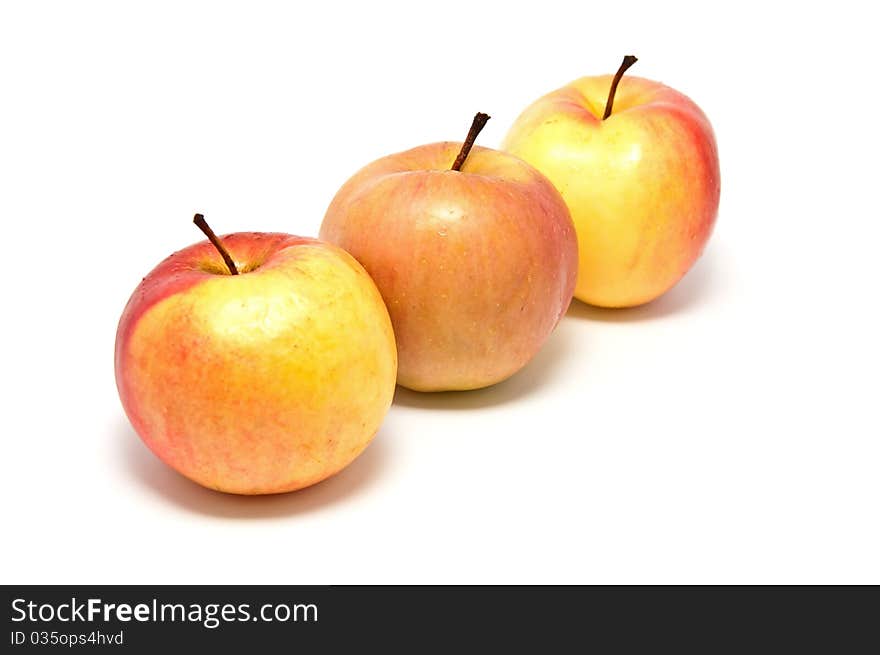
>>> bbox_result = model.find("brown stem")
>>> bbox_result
[602,55,638,120]
[193,213,239,275]
[451,112,490,171]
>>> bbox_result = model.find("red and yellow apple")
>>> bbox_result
[503,57,720,308]
[115,217,397,494]
[320,114,578,392]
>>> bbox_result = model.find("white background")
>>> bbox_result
[1,1,878,584]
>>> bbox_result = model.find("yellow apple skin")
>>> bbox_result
[115,233,397,495]
[320,143,578,392]
[503,74,720,307]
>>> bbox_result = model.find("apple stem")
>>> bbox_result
[602,55,638,120]
[451,112,491,171]
[193,213,239,275]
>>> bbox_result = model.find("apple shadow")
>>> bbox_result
[566,251,718,323]
[392,321,574,411]
[116,417,391,519]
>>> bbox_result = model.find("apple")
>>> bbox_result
[503,56,720,308]
[320,113,578,392]
[115,214,397,494]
